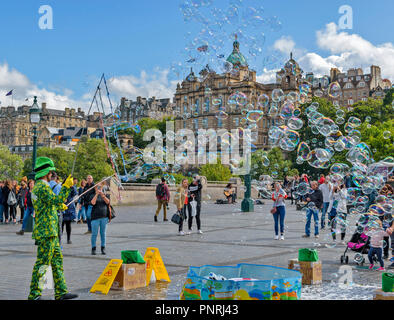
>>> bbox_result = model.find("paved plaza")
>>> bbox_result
[0,200,388,300]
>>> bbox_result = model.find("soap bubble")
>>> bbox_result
[383,131,391,139]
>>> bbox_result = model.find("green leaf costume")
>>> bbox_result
[28,177,71,300]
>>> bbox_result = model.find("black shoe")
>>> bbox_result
[91,247,96,255]
[384,255,389,260]
[388,263,394,269]
[163,219,168,222]
[154,215,158,222]
[57,293,78,300]
[101,247,106,255]
[302,234,310,238]
[16,230,24,235]
[67,240,72,244]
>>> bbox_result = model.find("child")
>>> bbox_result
[368,221,393,271]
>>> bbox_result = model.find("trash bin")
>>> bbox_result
[25,215,34,233]
[382,273,394,293]
[121,250,145,264]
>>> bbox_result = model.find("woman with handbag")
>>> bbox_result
[173,179,189,236]
[90,182,110,255]
[271,182,287,241]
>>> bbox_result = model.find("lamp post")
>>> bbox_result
[28,96,41,180]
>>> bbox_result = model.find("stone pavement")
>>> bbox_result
[0,201,390,300]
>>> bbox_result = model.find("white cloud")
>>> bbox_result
[273,36,296,55]
[107,68,178,102]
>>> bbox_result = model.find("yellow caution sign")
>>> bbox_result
[90,259,123,295]
[144,247,171,286]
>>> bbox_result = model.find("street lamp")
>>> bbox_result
[28,96,41,180]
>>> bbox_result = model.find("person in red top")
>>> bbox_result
[318,174,325,185]
[154,177,171,222]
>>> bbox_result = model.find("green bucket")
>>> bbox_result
[298,248,319,262]
[121,250,145,264]
[382,273,394,293]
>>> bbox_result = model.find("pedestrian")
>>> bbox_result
[82,175,95,235]
[90,181,111,255]
[0,181,4,223]
[16,180,35,235]
[9,180,18,224]
[28,156,78,300]
[17,181,28,224]
[344,173,352,188]
[62,178,78,244]
[319,176,332,229]
[290,175,300,205]
[302,181,323,239]
[77,179,87,224]
[2,180,11,224]
[327,184,348,243]
[379,184,393,259]
[154,177,170,222]
[174,179,189,236]
[187,175,203,235]
[271,182,287,240]
[368,221,393,271]
[49,172,63,244]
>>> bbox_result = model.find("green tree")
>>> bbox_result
[383,88,394,107]
[251,147,293,180]
[199,160,232,182]
[0,145,23,181]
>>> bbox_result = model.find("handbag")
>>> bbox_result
[7,190,17,206]
[270,197,278,214]
[108,205,116,222]
[171,210,182,225]
[190,200,197,217]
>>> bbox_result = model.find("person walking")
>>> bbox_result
[82,175,95,235]
[77,179,87,224]
[16,180,35,235]
[154,177,170,222]
[271,182,287,240]
[187,175,203,234]
[28,156,78,300]
[327,185,348,243]
[17,181,28,224]
[90,182,111,255]
[174,179,189,236]
[62,179,78,244]
[319,176,332,230]
[302,181,323,239]
[368,222,393,271]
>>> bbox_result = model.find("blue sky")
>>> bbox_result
[0,0,393,110]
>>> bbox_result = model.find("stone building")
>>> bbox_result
[0,102,102,152]
[173,38,306,151]
[321,65,391,108]
[117,96,175,124]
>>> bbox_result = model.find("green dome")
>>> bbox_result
[226,38,248,67]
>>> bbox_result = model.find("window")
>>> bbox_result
[358,81,366,88]
[356,76,361,81]
[345,83,353,89]
[195,99,200,115]
[194,119,199,129]
[204,98,210,113]
[365,76,370,81]
[183,121,186,129]
[362,98,367,102]
[234,117,239,126]
[344,78,348,82]
[203,118,208,129]
[348,99,354,105]
[217,118,223,128]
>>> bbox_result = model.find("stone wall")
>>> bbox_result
[109,180,258,206]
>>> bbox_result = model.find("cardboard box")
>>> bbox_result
[288,259,322,285]
[111,263,146,290]
[373,289,394,300]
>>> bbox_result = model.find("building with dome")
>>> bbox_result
[173,37,307,151]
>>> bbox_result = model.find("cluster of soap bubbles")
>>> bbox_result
[172,0,286,80]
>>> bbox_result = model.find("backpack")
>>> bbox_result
[156,183,167,198]
[7,190,17,206]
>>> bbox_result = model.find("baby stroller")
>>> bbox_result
[340,230,371,265]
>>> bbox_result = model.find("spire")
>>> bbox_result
[290,52,293,60]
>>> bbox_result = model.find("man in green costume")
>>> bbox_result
[28,157,78,300]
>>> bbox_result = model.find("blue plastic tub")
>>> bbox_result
[180,264,302,300]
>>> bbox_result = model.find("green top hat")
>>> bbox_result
[34,157,56,180]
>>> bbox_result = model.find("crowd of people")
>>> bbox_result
[275,173,394,270]
[155,174,203,236]
[1,173,112,257]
